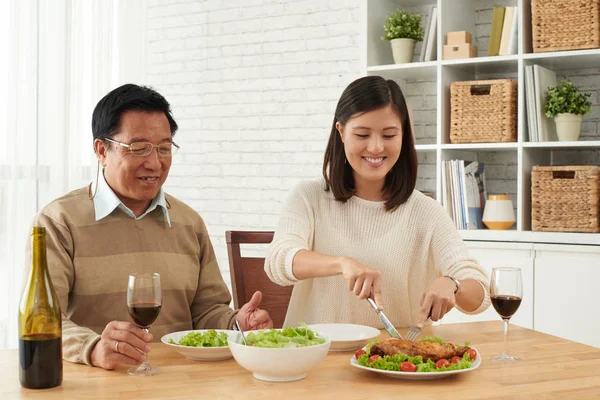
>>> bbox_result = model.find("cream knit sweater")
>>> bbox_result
[265,179,491,328]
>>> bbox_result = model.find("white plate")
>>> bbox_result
[161,329,236,361]
[307,323,380,352]
[350,346,481,380]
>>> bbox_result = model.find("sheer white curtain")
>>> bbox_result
[0,0,145,350]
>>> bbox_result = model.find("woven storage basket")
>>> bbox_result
[450,79,517,144]
[531,165,600,233]
[532,0,600,53]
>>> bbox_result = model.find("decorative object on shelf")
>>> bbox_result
[382,9,424,64]
[443,31,477,60]
[532,0,600,53]
[450,79,517,143]
[544,80,592,142]
[482,195,515,230]
[532,166,600,233]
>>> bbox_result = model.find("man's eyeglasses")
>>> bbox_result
[103,138,180,157]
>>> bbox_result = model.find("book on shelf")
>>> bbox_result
[423,7,438,62]
[506,6,518,55]
[499,6,518,56]
[420,5,436,62]
[525,64,557,142]
[488,7,506,56]
[441,160,486,230]
[533,65,558,142]
[525,65,538,141]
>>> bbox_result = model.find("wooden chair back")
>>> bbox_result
[225,231,293,328]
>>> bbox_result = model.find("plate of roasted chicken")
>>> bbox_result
[350,336,480,380]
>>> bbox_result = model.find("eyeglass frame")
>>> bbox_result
[103,137,180,157]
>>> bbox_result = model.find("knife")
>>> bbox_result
[366,297,403,339]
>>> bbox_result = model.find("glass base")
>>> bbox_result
[127,363,160,376]
[490,354,520,364]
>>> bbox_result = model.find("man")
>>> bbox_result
[27,84,272,370]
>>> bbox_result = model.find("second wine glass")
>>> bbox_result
[127,272,162,376]
[490,267,523,364]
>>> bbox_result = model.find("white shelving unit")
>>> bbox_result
[365,0,600,246]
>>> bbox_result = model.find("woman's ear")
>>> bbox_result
[335,121,344,143]
[93,139,108,167]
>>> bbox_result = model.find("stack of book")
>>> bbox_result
[525,64,557,142]
[441,160,487,230]
[488,6,519,56]
[419,6,438,62]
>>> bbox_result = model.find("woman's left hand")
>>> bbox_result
[418,277,458,327]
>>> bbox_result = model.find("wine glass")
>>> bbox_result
[127,273,162,376]
[490,267,523,363]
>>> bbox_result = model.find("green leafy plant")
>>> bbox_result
[382,10,424,41]
[545,80,592,118]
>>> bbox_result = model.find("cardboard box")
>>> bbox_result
[447,31,472,45]
[443,43,478,60]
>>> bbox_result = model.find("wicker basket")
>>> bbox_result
[531,165,600,233]
[532,0,600,53]
[450,79,517,144]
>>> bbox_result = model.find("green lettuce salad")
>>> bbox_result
[244,326,326,348]
[357,336,474,373]
[169,330,228,347]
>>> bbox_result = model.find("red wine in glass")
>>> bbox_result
[127,273,162,376]
[490,267,523,364]
[491,295,522,319]
[128,303,161,328]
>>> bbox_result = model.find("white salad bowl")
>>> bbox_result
[228,330,331,382]
[161,329,236,361]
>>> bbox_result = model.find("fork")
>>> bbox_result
[405,315,431,342]
[233,320,248,345]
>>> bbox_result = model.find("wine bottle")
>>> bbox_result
[18,226,62,389]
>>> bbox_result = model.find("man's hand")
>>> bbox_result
[417,277,458,327]
[90,321,153,370]
[236,291,273,331]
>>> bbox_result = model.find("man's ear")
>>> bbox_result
[335,121,344,143]
[93,139,108,166]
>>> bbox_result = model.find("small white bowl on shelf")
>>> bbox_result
[228,330,331,382]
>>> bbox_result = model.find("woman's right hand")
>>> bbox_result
[339,257,383,309]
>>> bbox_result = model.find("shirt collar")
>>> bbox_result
[93,171,171,227]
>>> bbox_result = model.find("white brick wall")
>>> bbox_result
[145,0,363,287]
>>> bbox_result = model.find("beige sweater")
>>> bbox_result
[265,180,491,328]
[26,187,237,365]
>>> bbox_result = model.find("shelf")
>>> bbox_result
[523,141,600,150]
[415,144,437,151]
[459,229,600,246]
[441,55,518,75]
[523,49,600,70]
[441,143,518,151]
[367,62,437,81]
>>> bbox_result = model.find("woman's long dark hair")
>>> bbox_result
[322,75,418,211]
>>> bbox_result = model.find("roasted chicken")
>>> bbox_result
[369,338,467,362]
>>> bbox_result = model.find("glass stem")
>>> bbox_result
[139,328,150,370]
[502,318,510,356]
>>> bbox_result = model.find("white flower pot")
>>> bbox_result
[554,113,583,141]
[390,38,416,64]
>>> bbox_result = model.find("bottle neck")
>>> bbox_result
[31,233,47,278]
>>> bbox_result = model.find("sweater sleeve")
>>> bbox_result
[426,199,491,315]
[190,217,238,330]
[264,181,315,286]
[27,213,101,366]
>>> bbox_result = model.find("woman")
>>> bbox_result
[264,76,490,329]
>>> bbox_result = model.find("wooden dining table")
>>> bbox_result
[2,321,600,399]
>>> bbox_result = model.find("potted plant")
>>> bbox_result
[545,80,592,141]
[382,10,424,64]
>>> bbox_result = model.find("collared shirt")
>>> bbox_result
[93,171,171,227]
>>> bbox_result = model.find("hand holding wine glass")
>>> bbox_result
[127,272,162,376]
[490,267,523,363]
